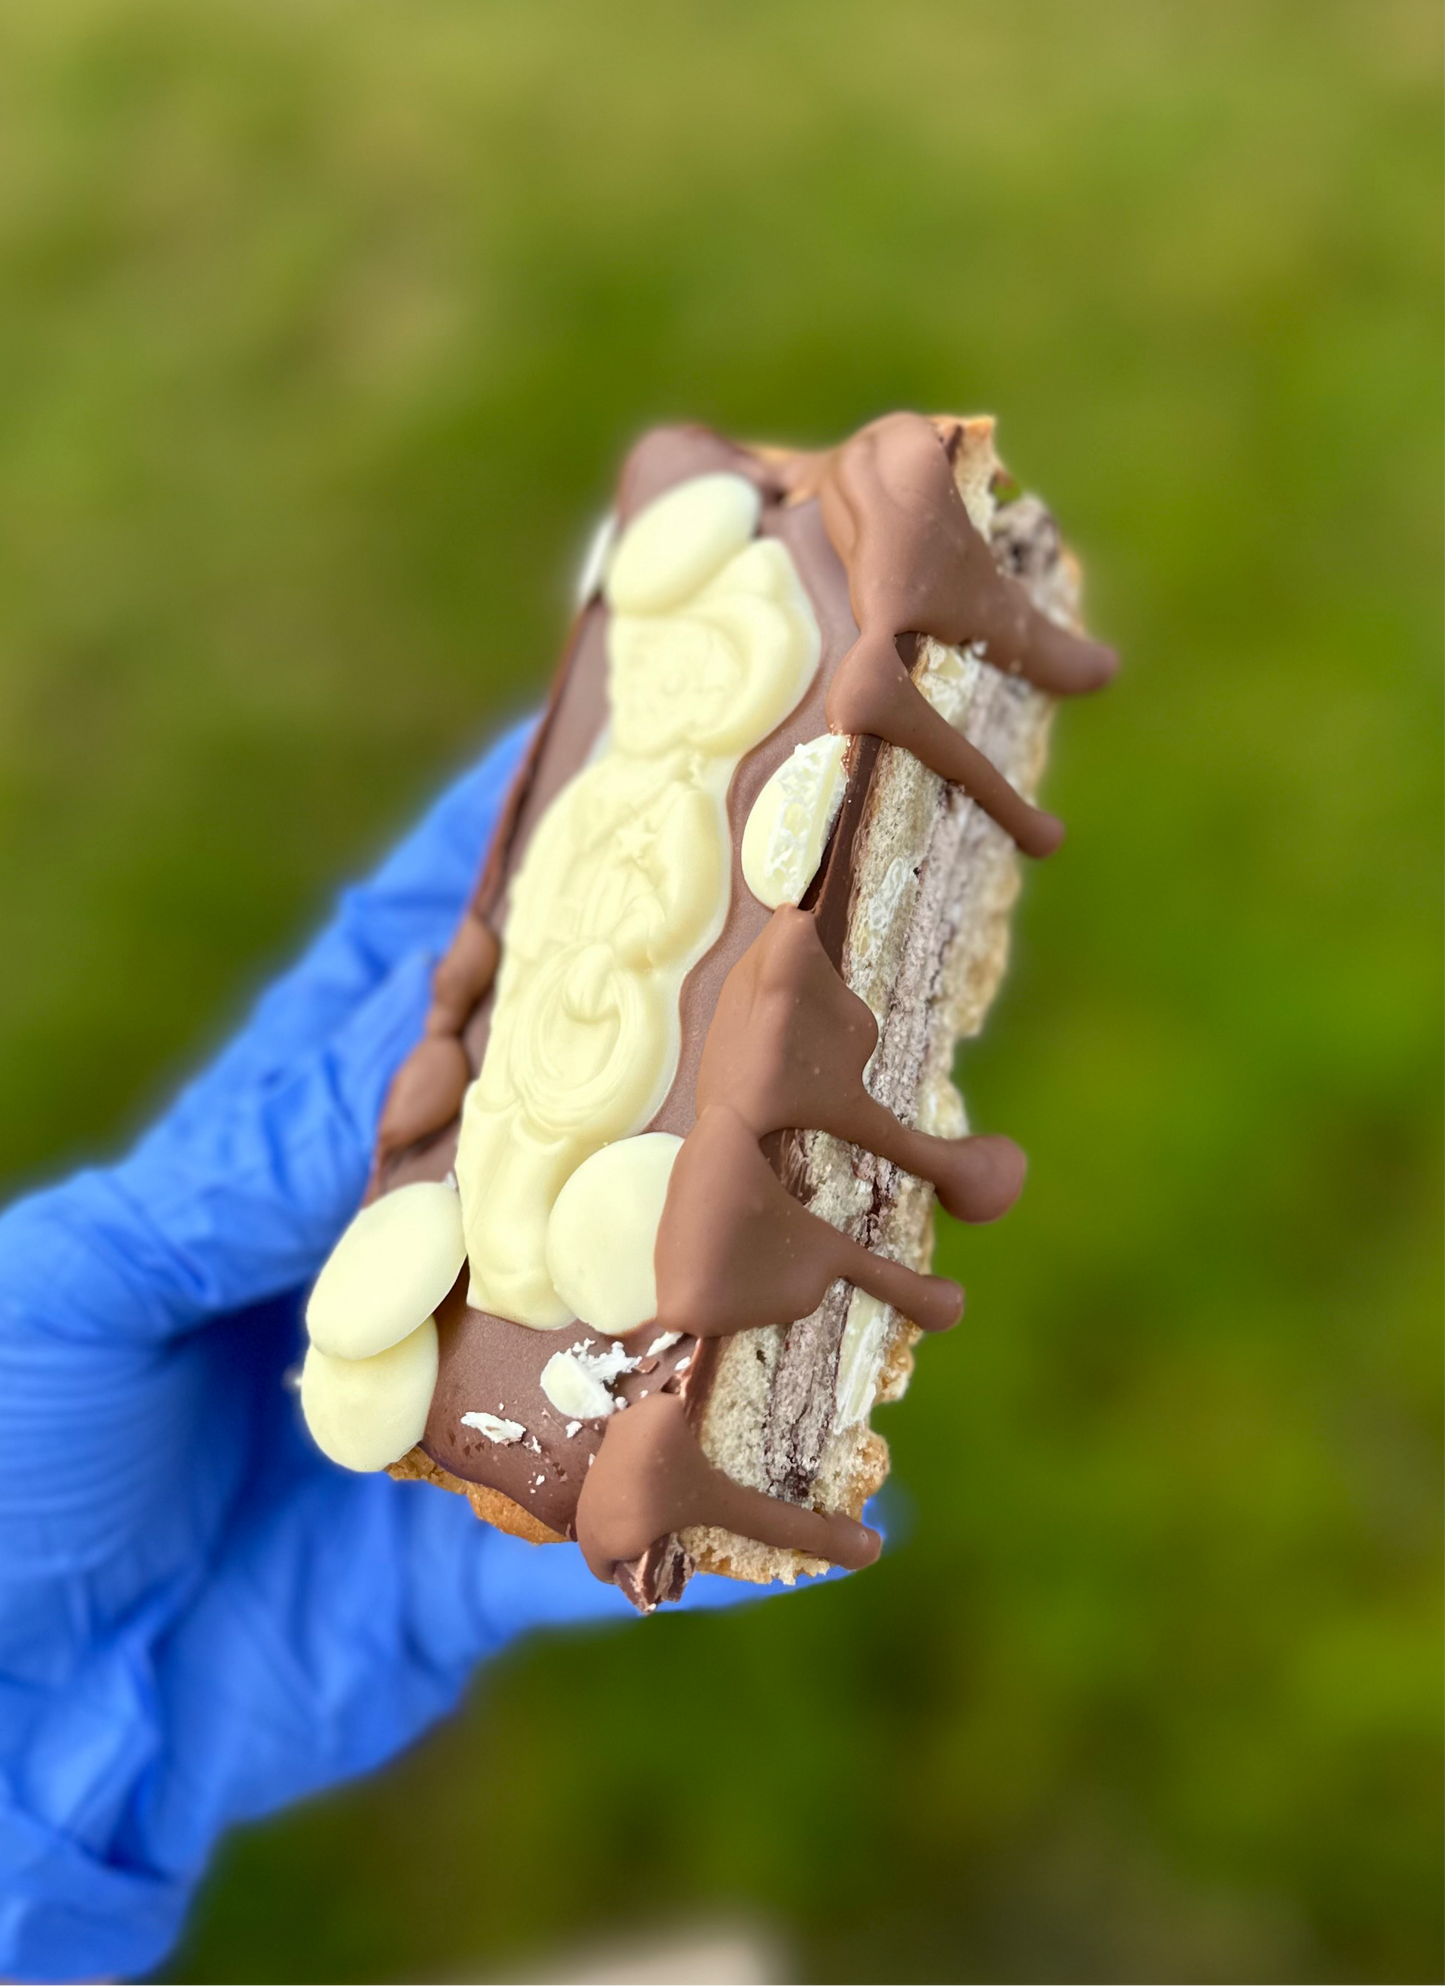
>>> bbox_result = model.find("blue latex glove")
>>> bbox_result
[0,721,752,1984]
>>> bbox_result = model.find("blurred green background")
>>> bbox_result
[0,0,1439,1980]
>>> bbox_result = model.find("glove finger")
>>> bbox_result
[162,718,532,1135]
[0,946,431,1345]
[120,1463,615,1872]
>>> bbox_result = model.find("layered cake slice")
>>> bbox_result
[299,412,1115,1609]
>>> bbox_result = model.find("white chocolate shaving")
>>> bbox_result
[541,1351,616,1421]
[460,1411,525,1444]
[540,1340,642,1420]
[305,1181,464,1362]
[576,1341,641,1386]
[740,733,850,909]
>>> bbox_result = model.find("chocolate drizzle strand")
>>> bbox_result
[336,412,1115,1610]
[791,412,1115,857]
[576,1393,881,1584]
[694,907,1026,1224]
[653,1102,966,1341]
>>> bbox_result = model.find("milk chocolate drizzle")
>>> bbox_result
[371,413,1112,1603]
[373,911,498,1172]
[576,1392,882,1584]
[791,413,1116,859]
[652,1100,966,1341]
[693,906,1027,1224]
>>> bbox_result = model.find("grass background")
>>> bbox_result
[0,1,1439,1980]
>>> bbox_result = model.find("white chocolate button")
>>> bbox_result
[604,473,761,615]
[741,733,850,909]
[545,1133,682,1336]
[306,1181,465,1360]
[300,1320,438,1472]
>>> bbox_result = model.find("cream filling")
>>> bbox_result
[833,1290,894,1431]
[456,474,821,1328]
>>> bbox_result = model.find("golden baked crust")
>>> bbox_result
[388,1445,565,1545]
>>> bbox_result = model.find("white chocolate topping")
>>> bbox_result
[305,1180,465,1361]
[541,1349,615,1421]
[545,1132,682,1337]
[604,472,760,614]
[300,1320,438,1472]
[456,474,819,1328]
[460,1411,526,1443]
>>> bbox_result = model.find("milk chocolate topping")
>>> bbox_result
[427,915,499,1036]
[373,912,498,1173]
[358,414,1112,1602]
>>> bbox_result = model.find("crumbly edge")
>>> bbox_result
[685,416,1084,1587]
[387,1446,565,1546]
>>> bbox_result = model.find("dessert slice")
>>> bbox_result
[299,412,1115,1609]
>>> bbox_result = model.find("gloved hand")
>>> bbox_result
[0,721,751,1984]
